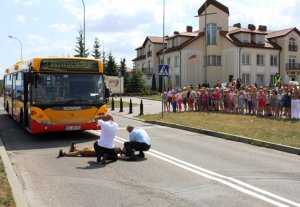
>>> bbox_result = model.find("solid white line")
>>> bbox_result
[88,130,300,207]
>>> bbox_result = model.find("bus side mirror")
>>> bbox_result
[25,73,33,84]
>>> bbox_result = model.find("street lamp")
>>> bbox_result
[81,0,86,55]
[8,35,23,60]
[162,0,166,118]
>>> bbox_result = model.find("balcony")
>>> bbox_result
[147,51,152,57]
[142,67,153,75]
[289,45,298,51]
[285,63,300,70]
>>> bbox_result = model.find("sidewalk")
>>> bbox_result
[108,97,163,117]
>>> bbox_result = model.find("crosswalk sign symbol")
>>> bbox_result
[159,65,169,77]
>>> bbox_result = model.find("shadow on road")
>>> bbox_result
[0,113,98,151]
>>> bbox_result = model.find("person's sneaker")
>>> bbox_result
[101,153,108,164]
[58,149,64,157]
[69,141,76,152]
[127,155,137,161]
[137,151,145,158]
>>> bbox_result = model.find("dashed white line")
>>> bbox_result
[88,130,300,207]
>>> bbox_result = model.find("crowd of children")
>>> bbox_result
[162,82,300,119]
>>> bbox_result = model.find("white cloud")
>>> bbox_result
[32,17,40,22]
[26,34,45,45]
[49,24,76,32]
[16,15,26,23]
[14,0,40,5]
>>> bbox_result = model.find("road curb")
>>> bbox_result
[0,136,29,207]
[145,120,300,156]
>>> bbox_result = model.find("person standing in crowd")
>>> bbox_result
[171,90,178,112]
[177,89,183,112]
[270,89,278,117]
[274,73,282,91]
[276,88,284,118]
[167,86,172,112]
[291,83,300,119]
[282,87,291,118]
[93,114,118,164]
[163,91,169,112]
[182,87,188,111]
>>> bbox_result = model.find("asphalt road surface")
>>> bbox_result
[0,101,300,207]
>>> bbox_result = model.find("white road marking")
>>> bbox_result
[88,130,300,207]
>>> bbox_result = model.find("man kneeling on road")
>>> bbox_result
[93,114,118,164]
[119,125,151,161]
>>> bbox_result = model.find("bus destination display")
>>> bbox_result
[40,59,99,72]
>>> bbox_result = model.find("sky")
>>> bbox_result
[1,0,300,78]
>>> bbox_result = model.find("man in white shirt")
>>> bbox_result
[123,125,151,161]
[93,114,118,163]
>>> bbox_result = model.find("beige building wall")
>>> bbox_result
[278,31,300,83]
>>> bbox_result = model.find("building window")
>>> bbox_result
[242,34,250,43]
[175,38,180,46]
[270,75,275,85]
[256,74,264,85]
[256,54,264,65]
[175,75,180,85]
[167,58,171,65]
[175,56,180,67]
[206,23,217,45]
[206,55,221,66]
[241,74,250,85]
[270,55,277,66]
[288,55,296,69]
[289,38,297,51]
[147,45,152,57]
[242,54,250,65]
[256,35,264,44]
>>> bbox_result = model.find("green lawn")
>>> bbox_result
[138,112,300,148]
[0,156,15,207]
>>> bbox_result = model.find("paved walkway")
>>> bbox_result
[109,97,163,117]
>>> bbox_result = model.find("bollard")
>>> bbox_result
[139,99,144,115]
[119,97,124,112]
[111,97,115,111]
[129,99,133,114]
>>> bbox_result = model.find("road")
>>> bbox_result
[0,97,300,207]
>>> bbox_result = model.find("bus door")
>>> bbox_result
[12,74,17,119]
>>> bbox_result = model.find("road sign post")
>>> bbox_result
[159,65,169,118]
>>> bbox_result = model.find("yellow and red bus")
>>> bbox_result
[3,57,109,134]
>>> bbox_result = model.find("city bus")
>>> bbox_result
[3,57,109,134]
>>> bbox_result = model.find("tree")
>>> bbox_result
[151,73,156,90]
[119,58,129,90]
[91,37,101,59]
[102,49,107,72]
[105,51,117,76]
[74,29,89,57]
[127,69,145,93]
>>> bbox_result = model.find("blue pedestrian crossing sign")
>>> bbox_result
[159,64,169,77]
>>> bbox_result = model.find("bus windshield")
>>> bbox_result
[32,74,105,105]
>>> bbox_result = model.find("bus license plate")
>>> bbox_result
[65,125,81,131]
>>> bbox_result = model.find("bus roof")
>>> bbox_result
[5,57,103,75]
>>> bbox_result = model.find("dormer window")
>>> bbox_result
[289,38,298,51]
[256,35,264,44]
[168,40,173,48]
[175,38,180,46]
[242,34,250,43]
